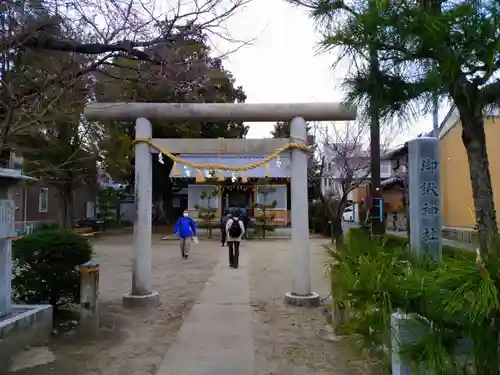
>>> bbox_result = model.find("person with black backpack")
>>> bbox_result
[220,210,232,247]
[225,210,246,268]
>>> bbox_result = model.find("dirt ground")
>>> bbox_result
[248,238,375,375]
[8,233,221,375]
[7,234,375,375]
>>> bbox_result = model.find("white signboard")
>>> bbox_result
[0,199,15,239]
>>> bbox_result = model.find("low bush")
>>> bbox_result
[331,228,498,373]
[12,229,93,308]
[34,221,59,232]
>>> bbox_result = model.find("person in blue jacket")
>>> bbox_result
[174,210,197,259]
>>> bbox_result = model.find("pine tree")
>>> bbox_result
[252,178,277,238]
[96,187,121,230]
[196,180,219,238]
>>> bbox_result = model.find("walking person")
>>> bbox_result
[225,210,245,268]
[174,210,197,259]
[236,206,248,240]
[220,210,232,247]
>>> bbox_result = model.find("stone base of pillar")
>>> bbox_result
[122,291,160,308]
[284,292,320,307]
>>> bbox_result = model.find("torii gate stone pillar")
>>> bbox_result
[85,102,356,307]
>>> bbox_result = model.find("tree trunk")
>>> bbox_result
[461,116,498,257]
[331,216,344,247]
[57,186,74,229]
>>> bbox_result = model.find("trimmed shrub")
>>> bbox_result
[12,229,93,308]
[35,221,59,232]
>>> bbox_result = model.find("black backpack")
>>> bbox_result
[228,218,242,237]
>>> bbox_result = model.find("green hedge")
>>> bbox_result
[12,229,93,308]
[348,227,475,261]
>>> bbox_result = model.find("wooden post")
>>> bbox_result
[79,260,100,333]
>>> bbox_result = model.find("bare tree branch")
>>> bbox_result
[0,0,253,153]
[309,120,391,244]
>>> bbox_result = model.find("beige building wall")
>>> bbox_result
[440,117,500,229]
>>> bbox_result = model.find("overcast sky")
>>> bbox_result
[214,0,449,146]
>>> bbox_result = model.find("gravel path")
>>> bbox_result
[248,238,373,375]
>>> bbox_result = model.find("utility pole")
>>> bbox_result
[432,95,439,137]
[368,0,384,236]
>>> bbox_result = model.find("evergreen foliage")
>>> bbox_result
[331,228,500,374]
[196,185,219,238]
[271,121,311,138]
[252,178,277,238]
[96,187,121,229]
[298,0,500,253]
[12,229,92,309]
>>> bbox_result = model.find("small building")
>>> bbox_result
[440,106,500,242]
[10,183,96,234]
[165,139,291,227]
[375,109,500,243]
[380,144,409,231]
[3,151,97,234]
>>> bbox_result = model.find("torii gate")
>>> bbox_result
[84,102,356,307]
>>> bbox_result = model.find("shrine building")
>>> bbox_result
[164,138,292,227]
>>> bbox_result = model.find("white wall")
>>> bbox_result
[256,185,287,209]
[120,201,135,223]
[188,185,219,209]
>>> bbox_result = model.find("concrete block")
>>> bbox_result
[0,305,53,372]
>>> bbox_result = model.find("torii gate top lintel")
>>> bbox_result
[84,102,356,122]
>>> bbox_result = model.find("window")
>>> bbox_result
[380,162,392,177]
[39,188,48,213]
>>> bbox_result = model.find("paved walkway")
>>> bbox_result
[155,245,255,375]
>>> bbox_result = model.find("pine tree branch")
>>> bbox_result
[480,80,500,105]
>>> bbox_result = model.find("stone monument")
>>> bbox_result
[391,137,443,374]
[0,167,35,317]
[0,161,53,370]
[408,137,442,261]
